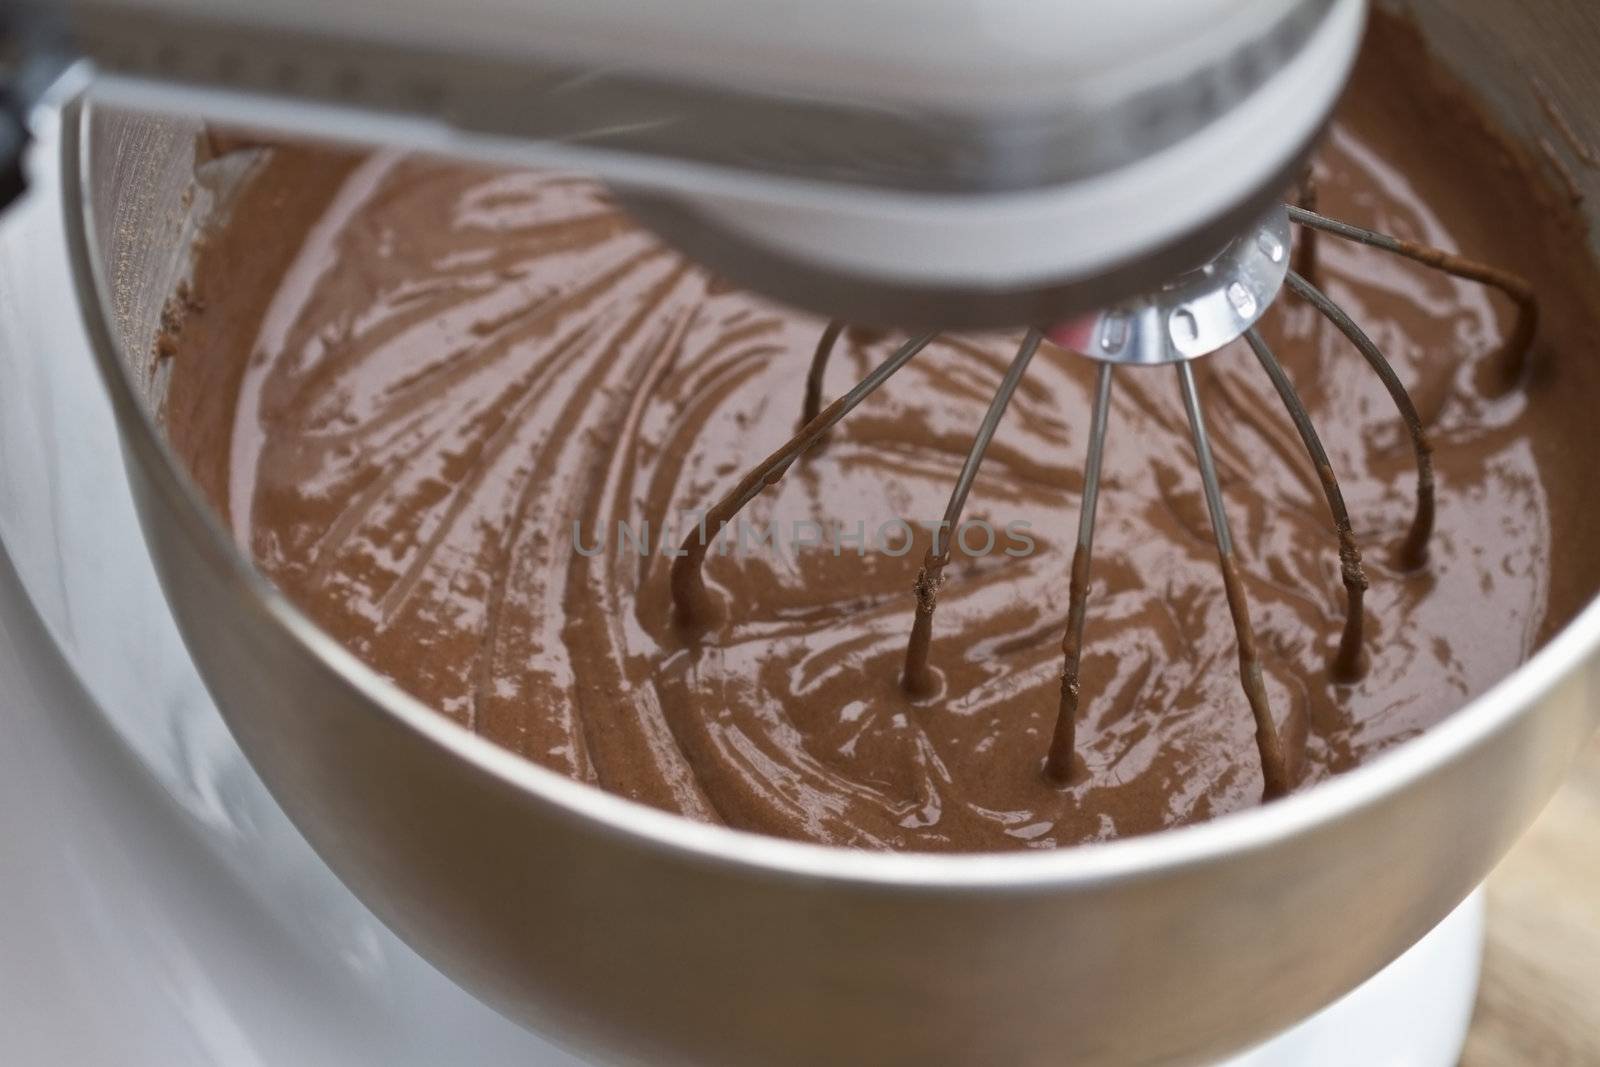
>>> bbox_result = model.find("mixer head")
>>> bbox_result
[9,0,1365,329]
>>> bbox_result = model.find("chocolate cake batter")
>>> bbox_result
[161,15,1600,851]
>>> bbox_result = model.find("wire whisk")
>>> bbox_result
[670,202,1538,799]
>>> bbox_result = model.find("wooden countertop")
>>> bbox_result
[1462,731,1600,1065]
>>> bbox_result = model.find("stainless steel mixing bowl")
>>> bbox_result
[58,3,1600,1063]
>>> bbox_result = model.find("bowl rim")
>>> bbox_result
[61,94,1600,893]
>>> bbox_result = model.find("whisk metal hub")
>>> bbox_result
[1049,207,1292,367]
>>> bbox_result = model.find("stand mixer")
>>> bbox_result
[0,1,1597,1065]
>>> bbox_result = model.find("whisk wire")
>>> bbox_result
[671,330,940,626]
[1285,270,1436,569]
[1293,170,1321,281]
[1177,361,1292,799]
[902,329,1044,695]
[1244,327,1369,682]
[1287,204,1538,382]
[1044,361,1114,783]
[800,320,846,429]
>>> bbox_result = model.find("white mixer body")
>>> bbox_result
[23,0,1364,325]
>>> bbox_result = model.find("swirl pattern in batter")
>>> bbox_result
[163,18,1600,851]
